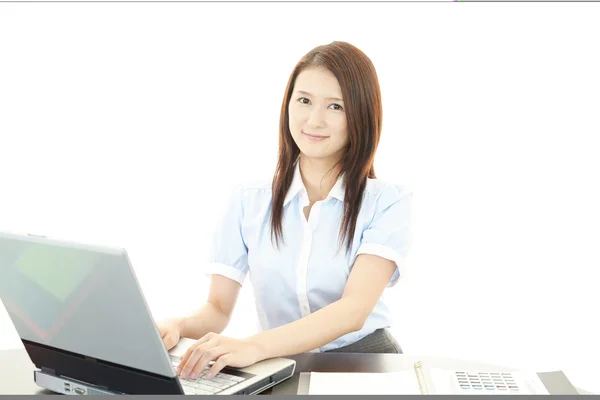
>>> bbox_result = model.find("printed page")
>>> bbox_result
[308,371,421,395]
[429,368,550,394]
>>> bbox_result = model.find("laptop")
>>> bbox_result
[0,231,296,395]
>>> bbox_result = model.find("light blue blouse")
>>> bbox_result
[205,162,412,352]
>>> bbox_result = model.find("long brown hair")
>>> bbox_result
[270,41,383,254]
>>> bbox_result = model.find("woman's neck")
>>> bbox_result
[298,155,342,203]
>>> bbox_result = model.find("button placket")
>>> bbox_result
[296,192,312,319]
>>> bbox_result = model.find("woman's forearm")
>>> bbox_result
[179,302,231,339]
[248,297,364,359]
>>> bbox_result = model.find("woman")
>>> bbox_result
[157,41,412,380]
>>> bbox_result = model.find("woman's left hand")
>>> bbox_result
[176,332,265,380]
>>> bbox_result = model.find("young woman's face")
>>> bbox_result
[288,67,349,164]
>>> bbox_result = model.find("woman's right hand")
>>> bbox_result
[157,318,183,350]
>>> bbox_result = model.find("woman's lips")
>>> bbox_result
[302,131,329,141]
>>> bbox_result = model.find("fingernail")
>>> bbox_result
[205,373,213,379]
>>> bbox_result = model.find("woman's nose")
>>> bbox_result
[307,108,325,129]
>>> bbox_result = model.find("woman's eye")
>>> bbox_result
[297,97,342,111]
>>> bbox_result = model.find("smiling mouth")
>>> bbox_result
[302,131,330,140]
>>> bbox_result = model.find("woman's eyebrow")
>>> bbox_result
[296,90,344,102]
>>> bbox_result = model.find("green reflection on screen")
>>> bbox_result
[15,245,95,302]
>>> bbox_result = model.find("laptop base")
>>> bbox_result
[24,339,184,395]
[35,370,117,395]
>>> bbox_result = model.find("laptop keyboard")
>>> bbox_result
[173,362,247,395]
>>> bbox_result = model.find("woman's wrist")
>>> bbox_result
[247,333,272,360]
[174,316,188,337]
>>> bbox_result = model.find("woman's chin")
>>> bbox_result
[299,150,332,160]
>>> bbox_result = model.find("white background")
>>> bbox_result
[1,2,599,394]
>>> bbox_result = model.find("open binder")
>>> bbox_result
[297,361,580,395]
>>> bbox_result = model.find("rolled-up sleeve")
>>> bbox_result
[356,185,413,287]
[203,184,249,285]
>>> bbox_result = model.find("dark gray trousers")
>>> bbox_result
[325,328,403,354]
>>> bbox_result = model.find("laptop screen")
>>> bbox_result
[0,233,174,377]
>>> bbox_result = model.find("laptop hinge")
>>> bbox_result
[41,366,56,376]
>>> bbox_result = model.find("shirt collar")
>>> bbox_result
[283,161,345,206]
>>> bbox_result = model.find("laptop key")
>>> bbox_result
[197,379,226,390]
[183,382,219,393]
[188,380,218,389]
[192,387,215,395]
[196,383,221,393]
[181,384,204,395]
[210,376,235,386]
